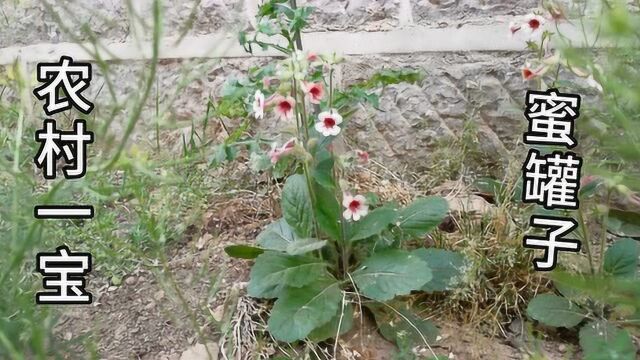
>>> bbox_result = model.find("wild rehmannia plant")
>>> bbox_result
[221,0,466,347]
[509,3,640,358]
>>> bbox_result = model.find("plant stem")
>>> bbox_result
[290,0,303,51]
[577,206,595,275]
[598,189,612,274]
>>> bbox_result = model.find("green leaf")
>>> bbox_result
[308,303,354,342]
[268,278,343,342]
[526,294,587,328]
[604,238,639,278]
[282,174,314,237]
[349,206,399,242]
[312,151,335,190]
[224,245,264,259]
[313,181,342,241]
[607,209,640,238]
[352,249,432,301]
[368,304,439,347]
[579,321,636,360]
[286,239,327,255]
[248,252,327,299]
[412,248,465,292]
[397,197,448,238]
[256,219,297,251]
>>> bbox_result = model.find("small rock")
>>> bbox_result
[179,342,219,360]
[558,344,566,352]
[125,276,138,286]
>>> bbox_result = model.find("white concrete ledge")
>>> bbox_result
[0,21,596,65]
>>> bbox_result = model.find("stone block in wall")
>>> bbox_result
[410,0,538,26]
[1,0,129,48]
[302,0,399,31]
[341,53,530,171]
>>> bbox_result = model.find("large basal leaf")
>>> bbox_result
[308,303,354,342]
[313,181,342,241]
[286,239,327,256]
[367,303,439,348]
[282,174,314,237]
[412,248,465,292]
[248,252,327,299]
[352,249,432,301]
[604,238,639,278]
[579,321,636,360]
[349,206,399,242]
[256,219,297,251]
[224,245,264,259]
[268,278,343,342]
[397,197,448,237]
[526,294,587,328]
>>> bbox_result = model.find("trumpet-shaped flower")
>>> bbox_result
[342,193,368,221]
[272,95,296,121]
[252,90,265,119]
[304,82,324,104]
[521,63,547,81]
[315,110,342,137]
[269,138,296,164]
[307,52,319,62]
[524,14,545,34]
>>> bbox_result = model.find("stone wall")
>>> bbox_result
[0,0,599,171]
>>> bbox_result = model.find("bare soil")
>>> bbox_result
[54,187,569,360]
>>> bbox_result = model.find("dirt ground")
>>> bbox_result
[54,185,570,360]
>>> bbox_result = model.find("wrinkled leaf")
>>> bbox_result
[397,197,449,237]
[282,174,314,237]
[368,303,439,348]
[268,278,342,342]
[308,303,354,342]
[349,206,399,242]
[352,249,431,301]
[256,219,297,251]
[607,209,640,238]
[604,238,639,277]
[248,252,327,299]
[526,294,587,328]
[286,239,327,255]
[413,248,465,292]
[313,181,342,241]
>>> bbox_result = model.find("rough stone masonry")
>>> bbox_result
[0,0,598,171]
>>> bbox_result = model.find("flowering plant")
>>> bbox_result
[220,0,464,348]
[511,3,640,359]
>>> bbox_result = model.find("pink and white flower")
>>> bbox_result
[342,193,368,221]
[252,90,265,119]
[268,138,296,164]
[356,150,369,164]
[523,14,545,34]
[304,82,325,104]
[521,63,547,81]
[271,95,296,121]
[509,14,546,40]
[314,110,342,137]
[307,52,319,63]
